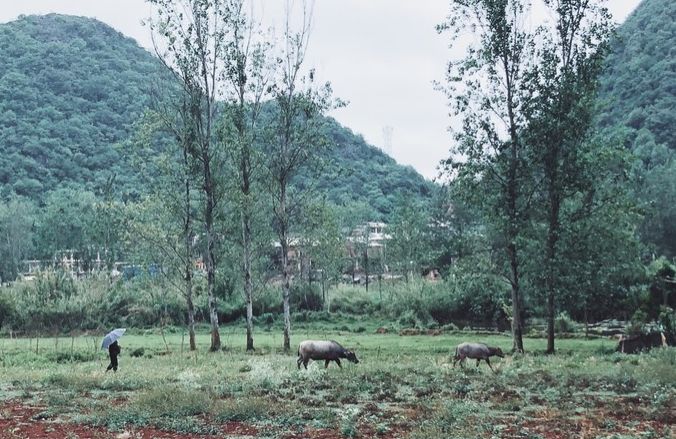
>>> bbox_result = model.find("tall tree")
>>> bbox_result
[439,0,532,352]
[148,0,229,351]
[126,100,200,351]
[297,201,344,308]
[0,197,35,282]
[523,0,614,353]
[267,0,335,352]
[388,198,431,283]
[220,0,275,352]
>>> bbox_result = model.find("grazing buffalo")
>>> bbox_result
[617,332,667,354]
[297,340,359,369]
[453,342,504,371]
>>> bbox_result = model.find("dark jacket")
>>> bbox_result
[109,341,121,357]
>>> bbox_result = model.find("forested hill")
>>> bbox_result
[596,0,676,256]
[0,14,163,197]
[597,0,675,150]
[0,14,432,216]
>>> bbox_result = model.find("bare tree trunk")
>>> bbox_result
[364,250,369,292]
[184,231,196,351]
[509,243,524,353]
[277,179,292,352]
[321,270,326,303]
[182,144,197,351]
[243,208,254,351]
[204,161,221,352]
[186,291,196,351]
[507,141,524,353]
[505,50,524,353]
[545,188,561,354]
[281,234,292,352]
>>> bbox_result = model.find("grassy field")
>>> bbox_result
[0,326,674,438]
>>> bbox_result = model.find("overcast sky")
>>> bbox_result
[1,1,642,179]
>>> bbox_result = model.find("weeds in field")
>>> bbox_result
[214,396,280,422]
[134,386,213,417]
[0,331,673,438]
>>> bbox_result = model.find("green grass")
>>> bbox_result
[0,326,674,438]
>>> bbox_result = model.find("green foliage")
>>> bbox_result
[554,312,579,334]
[0,14,431,220]
[597,0,676,256]
[134,386,213,417]
[300,118,434,219]
[0,197,35,281]
[598,0,676,151]
[627,309,649,336]
[387,196,435,279]
[215,397,286,422]
[658,306,676,345]
[0,14,164,199]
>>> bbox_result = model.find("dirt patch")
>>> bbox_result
[0,401,261,439]
[502,406,675,439]
[221,421,259,436]
[0,401,113,439]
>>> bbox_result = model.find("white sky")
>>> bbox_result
[0,0,642,179]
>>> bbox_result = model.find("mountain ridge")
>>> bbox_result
[0,13,433,218]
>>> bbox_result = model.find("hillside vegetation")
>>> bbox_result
[0,14,162,198]
[0,14,432,215]
[597,0,676,256]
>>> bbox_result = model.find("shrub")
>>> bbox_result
[130,348,145,358]
[0,294,15,330]
[555,312,579,333]
[215,397,276,422]
[658,306,676,345]
[255,313,275,325]
[291,284,324,311]
[134,386,213,417]
[396,306,433,329]
[627,309,649,336]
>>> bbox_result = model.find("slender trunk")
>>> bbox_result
[280,187,292,352]
[545,157,561,354]
[243,207,254,351]
[321,270,326,303]
[281,237,292,352]
[240,108,254,352]
[508,243,524,353]
[204,161,220,352]
[507,140,524,353]
[545,185,561,354]
[504,52,524,353]
[186,292,196,351]
[364,250,369,292]
[183,147,196,351]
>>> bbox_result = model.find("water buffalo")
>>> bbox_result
[297,340,359,369]
[453,342,504,371]
[617,332,667,354]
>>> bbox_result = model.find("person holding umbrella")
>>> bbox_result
[102,328,126,372]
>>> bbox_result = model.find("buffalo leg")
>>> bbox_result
[303,359,309,370]
[325,359,330,369]
[297,356,303,369]
[476,359,481,367]
[486,358,494,372]
[336,358,342,368]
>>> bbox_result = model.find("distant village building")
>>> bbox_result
[347,222,391,260]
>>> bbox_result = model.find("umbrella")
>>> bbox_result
[101,328,126,350]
